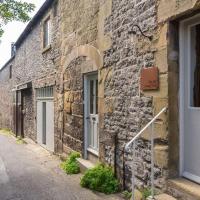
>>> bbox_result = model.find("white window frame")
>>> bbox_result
[43,17,51,48]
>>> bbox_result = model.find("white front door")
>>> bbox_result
[36,87,54,152]
[180,15,200,183]
[84,74,99,155]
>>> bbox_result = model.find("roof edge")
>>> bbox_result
[0,0,54,70]
[0,56,15,72]
[15,0,55,48]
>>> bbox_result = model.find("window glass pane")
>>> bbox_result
[190,24,200,107]
[96,80,98,114]
[90,80,94,114]
[43,19,50,47]
[36,86,53,99]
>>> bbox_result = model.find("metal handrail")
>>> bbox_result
[125,107,167,150]
[125,107,167,200]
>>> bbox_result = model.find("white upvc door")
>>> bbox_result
[37,100,54,152]
[84,74,99,156]
[180,15,200,184]
[46,101,54,151]
[36,87,54,152]
[37,101,43,145]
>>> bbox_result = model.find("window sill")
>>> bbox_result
[42,44,51,54]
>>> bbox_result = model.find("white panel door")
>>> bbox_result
[86,75,99,153]
[37,101,43,145]
[46,101,54,152]
[180,16,200,183]
[37,100,54,152]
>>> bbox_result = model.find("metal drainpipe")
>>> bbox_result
[122,144,126,190]
[114,133,117,177]
[61,77,64,153]
[15,91,18,137]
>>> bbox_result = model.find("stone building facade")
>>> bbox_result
[1,0,200,198]
[0,0,60,140]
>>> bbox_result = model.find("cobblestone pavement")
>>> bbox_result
[0,132,122,200]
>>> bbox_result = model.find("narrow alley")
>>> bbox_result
[0,132,121,200]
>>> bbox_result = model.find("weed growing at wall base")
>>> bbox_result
[122,188,152,200]
[61,151,81,174]
[80,163,119,194]
[0,128,14,136]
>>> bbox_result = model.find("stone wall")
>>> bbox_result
[43,0,167,191]
[101,0,169,190]
[55,0,103,154]
[1,0,200,194]
[22,89,34,140]
[0,60,14,129]
[63,57,85,153]
[0,1,60,141]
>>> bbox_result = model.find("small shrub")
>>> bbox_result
[61,151,81,174]
[141,188,151,199]
[122,190,132,199]
[80,163,119,194]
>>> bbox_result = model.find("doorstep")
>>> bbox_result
[154,194,177,200]
[167,178,200,200]
[76,158,95,173]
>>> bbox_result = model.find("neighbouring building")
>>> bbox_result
[1,0,200,199]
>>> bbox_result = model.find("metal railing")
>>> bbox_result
[125,107,167,200]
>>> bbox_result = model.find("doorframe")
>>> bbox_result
[83,71,98,159]
[36,86,54,152]
[179,13,200,182]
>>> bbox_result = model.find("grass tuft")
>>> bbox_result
[61,151,81,174]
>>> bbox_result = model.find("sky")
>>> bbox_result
[0,0,46,68]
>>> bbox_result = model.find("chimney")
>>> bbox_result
[11,42,16,57]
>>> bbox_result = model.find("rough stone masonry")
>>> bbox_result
[1,0,200,194]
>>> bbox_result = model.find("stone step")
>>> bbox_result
[167,178,200,200]
[154,194,177,200]
[77,158,95,173]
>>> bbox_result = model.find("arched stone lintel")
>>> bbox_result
[61,45,103,75]
[59,45,103,91]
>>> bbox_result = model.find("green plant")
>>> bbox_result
[80,163,119,194]
[61,151,81,174]
[0,0,35,37]
[141,188,151,199]
[0,128,14,136]
[16,136,26,144]
[122,190,132,199]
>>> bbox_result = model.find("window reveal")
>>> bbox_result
[43,18,51,48]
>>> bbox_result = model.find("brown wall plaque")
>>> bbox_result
[140,67,159,91]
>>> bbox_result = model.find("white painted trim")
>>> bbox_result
[36,97,54,101]
[87,147,99,156]
[183,171,200,184]
[84,76,88,159]
[84,72,99,159]
[179,13,200,177]
[179,20,184,176]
